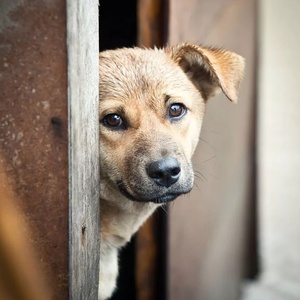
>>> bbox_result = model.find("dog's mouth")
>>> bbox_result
[117,180,190,204]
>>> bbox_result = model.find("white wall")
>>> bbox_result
[243,0,300,299]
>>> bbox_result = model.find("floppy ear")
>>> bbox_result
[166,44,245,102]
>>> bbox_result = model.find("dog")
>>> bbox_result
[99,43,245,299]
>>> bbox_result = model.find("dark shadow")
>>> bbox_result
[99,1,137,299]
[99,0,137,51]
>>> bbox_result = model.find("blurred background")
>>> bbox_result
[1,0,300,299]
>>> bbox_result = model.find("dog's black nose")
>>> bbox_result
[147,157,181,188]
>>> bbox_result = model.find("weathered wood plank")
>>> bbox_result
[67,1,100,299]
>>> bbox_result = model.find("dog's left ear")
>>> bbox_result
[166,44,245,102]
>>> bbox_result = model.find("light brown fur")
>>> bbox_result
[99,44,245,299]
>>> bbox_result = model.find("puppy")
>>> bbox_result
[99,44,245,300]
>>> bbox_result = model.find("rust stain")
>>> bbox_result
[0,0,68,299]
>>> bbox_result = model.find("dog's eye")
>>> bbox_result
[102,114,125,129]
[168,103,187,120]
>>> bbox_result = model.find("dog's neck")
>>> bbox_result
[100,196,158,249]
[99,195,157,300]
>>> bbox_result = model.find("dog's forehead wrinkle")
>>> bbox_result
[100,74,162,107]
[100,48,182,91]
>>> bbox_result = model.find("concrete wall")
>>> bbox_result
[243,0,300,299]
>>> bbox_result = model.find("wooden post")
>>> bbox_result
[67,0,100,299]
[0,0,100,299]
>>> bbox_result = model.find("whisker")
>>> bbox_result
[199,137,216,152]
[160,204,168,214]
[194,174,204,183]
[194,170,208,182]
[200,155,216,164]
[193,181,200,190]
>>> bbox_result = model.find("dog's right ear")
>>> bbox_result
[166,44,245,102]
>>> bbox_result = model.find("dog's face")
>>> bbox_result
[99,44,244,205]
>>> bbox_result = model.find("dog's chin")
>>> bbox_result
[117,181,191,204]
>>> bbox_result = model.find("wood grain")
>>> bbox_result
[67,0,100,299]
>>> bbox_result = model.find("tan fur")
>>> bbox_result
[99,44,245,299]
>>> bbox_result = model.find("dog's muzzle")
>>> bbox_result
[117,156,192,204]
[146,157,181,188]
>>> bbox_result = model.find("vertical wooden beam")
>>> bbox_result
[67,0,100,299]
[138,0,166,47]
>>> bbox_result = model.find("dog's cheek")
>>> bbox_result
[188,101,206,155]
[124,141,152,190]
[177,117,203,160]
[190,119,203,156]
[100,134,127,181]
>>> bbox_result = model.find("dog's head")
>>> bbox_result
[99,44,244,204]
